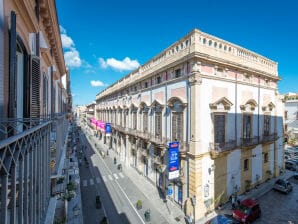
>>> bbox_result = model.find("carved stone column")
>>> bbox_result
[125,135,130,166]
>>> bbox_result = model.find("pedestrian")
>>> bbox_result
[231,193,236,209]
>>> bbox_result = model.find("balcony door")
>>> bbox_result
[214,114,225,144]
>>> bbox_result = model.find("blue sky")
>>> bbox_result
[56,0,298,106]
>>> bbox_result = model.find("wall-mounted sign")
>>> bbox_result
[168,141,180,180]
[105,123,112,137]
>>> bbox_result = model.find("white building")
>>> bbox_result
[93,29,284,221]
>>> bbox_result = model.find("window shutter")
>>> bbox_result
[177,113,183,141]
[172,113,177,140]
[9,11,17,118]
[29,55,40,118]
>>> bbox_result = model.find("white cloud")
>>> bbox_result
[61,34,74,48]
[90,80,107,87]
[60,25,82,68]
[64,49,82,68]
[59,25,66,34]
[99,57,140,71]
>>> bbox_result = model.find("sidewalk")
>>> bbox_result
[67,127,84,224]
[85,128,187,224]
[198,170,294,223]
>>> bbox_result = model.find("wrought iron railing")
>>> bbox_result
[241,136,259,147]
[209,140,237,153]
[262,133,278,143]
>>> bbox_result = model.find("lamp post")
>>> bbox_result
[191,195,196,224]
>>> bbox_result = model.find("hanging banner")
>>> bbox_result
[105,122,112,136]
[168,141,180,180]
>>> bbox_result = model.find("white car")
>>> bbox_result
[273,179,293,194]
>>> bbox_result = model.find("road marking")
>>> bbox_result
[96,177,101,184]
[102,176,107,182]
[113,173,118,179]
[119,172,124,178]
[90,178,94,185]
[83,180,87,187]
[108,175,113,181]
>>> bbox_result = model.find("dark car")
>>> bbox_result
[205,214,240,224]
[233,198,261,223]
[294,172,298,179]
[273,179,293,194]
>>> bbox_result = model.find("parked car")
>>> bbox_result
[285,160,297,171]
[233,198,261,223]
[294,172,298,179]
[273,179,293,194]
[205,214,240,224]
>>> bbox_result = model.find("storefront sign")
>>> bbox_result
[105,123,112,136]
[168,141,180,180]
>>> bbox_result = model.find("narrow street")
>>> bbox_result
[76,119,183,224]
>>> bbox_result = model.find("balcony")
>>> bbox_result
[0,117,55,223]
[241,136,259,148]
[262,133,278,143]
[136,130,150,140]
[209,140,237,158]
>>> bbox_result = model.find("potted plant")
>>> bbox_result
[136,199,142,210]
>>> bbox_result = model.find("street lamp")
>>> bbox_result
[191,195,196,224]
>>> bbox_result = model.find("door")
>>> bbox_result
[16,52,24,132]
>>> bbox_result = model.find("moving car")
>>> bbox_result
[273,179,293,194]
[233,198,261,223]
[205,214,240,224]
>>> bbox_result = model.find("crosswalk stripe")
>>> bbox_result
[113,173,118,179]
[119,172,124,178]
[108,175,113,181]
[83,180,87,187]
[103,176,107,182]
[90,179,94,185]
[96,177,101,184]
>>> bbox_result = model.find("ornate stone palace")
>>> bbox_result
[93,29,284,221]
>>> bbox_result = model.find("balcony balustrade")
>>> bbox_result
[241,136,259,147]
[209,140,237,153]
[262,133,278,143]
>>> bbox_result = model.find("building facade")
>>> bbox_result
[94,29,284,221]
[0,0,69,223]
[284,93,298,144]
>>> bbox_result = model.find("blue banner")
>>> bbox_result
[168,141,179,172]
[105,123,112,136]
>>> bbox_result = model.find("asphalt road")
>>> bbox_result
[78,128,145,224]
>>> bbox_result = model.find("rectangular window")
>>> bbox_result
[244,159,249,171]
[264,153,268,163]
[133,112,137,129]
[243,114,252,139]
[175,69,181,78]
[214,114,225,144]
[263,115,270,136]
[119,110,122,126]
[156,76,161,84]
[155,113,162,139]
[172,112,183,141]
[143,112,148,132]
[145,82,148,88]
